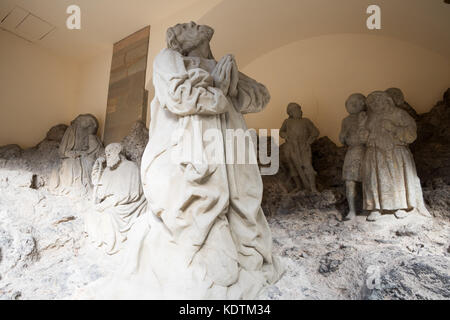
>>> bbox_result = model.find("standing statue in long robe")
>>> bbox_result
[360,91,431,221]
[339,93,367,220]
[77,22,283,300]
[280,103,320,192]
[51,114,103,197]
[85,143,147,255]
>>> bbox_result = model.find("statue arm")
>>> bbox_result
[154,49,228,116]
[307,119,320,144]
[395,110,417,144]
[231,72,270,114]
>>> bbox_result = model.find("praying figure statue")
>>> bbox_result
[80,22,282,299]
[280,103,320,193]
[50,114,103,197]
[86,143,147,255]
[360,91,431,221]
[339,93,367,220]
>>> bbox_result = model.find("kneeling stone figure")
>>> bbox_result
[86,143,147,254]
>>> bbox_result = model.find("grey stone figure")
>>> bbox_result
[359,91,431,221]
[280,103,320,192]
[50,114,103,197]
[339,93,367,220]
[385,87,419,120]
[86,143,147,255]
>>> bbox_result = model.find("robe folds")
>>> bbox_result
[340,114,366,182]
[82,48,283,299]
[361,107,426,211]
[51,125,102,197]
[86,159,147,255]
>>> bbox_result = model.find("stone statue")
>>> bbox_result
[339,93,367,220]
[359,91,431,221]
[50,114,103,197]
[85,143,147,255]
[83,22,282,299]
[280,103,320,192]
[385,88,419,120]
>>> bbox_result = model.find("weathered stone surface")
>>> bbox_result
[363,255,450,300]
[45,124,68,142]
[311,137,346,188]
[0,169,35,188]
[412,88,450,185]
[0,145,22,159]
[120,120,148,166]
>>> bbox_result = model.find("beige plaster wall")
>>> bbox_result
[0,30,80,148]
[75,47,113,140]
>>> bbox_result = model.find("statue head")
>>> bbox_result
[345,93,366,114]
[166,21,214,58]
[287,103,303,119]
[72,114,99,135]
[366,91,395,114]
[105,143,123,169]
[385,88,405,106]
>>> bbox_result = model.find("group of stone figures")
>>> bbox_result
[45,22,433,299]
[49,114,147,255]
[279,88,431,222]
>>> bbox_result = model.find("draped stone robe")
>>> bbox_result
[87,48,282,299]
[51,124,103,197]
[362,106,426,211]
[86,159,147,255]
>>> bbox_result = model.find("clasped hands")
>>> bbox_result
[211,54,239,97]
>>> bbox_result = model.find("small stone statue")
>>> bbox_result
[385,87,419,120]
[359,91,431,221]
[50,114,103,197]
[280,103,320,192]
[339,93,367,220]
[86,143,147,255]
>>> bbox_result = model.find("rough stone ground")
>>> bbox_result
[0,181,448,300]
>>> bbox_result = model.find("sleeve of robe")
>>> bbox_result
[153,48,229,116]
[232,72,270,114]
[306,119,320,144]
[59,126,76,158]
[394,108,417,144]
[280,119,288,140]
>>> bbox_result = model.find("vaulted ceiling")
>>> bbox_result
[1,0,449,64]
[200,0,450,68]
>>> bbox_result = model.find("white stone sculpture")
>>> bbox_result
[360,91,431,221]
[85,143,147,255]
[79,22,283,299]
[50,114,103,197]
[339,93,367,220]
[280,103,320,192]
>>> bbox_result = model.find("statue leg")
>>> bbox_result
[289,175,302,193]
[305,168,318,193]
[344,180,356,220]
